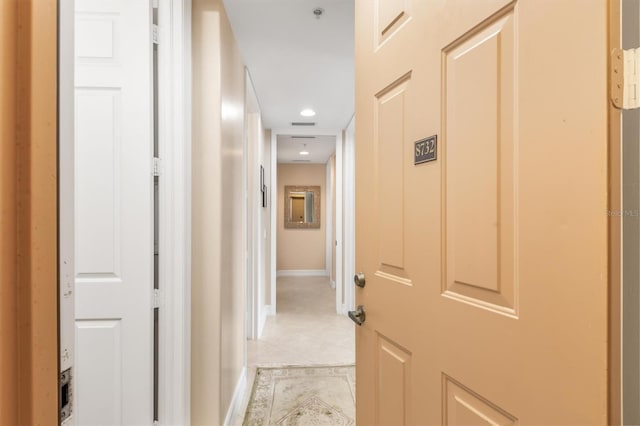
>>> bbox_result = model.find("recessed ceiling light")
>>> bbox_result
[300,150,310,156]
[300,109,316,117]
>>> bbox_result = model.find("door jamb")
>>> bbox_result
[336,131,344,314]
[342,115,356,314]
[608,0,622,424]
[58,0,75,423]
[57,1,192,423]
[157,0,192,424]
[269,131,278,315]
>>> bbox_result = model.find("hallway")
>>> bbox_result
[0,0,627,423]
[234,276,355,424]
[250,276,354,367]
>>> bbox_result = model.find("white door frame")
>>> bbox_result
[245,71,266,340]
[342,115,356,314]
[269,128,353,315]
[58,1,75,424]
[157,0,192,424]
[326,157,335,289]
[59,1,192,424]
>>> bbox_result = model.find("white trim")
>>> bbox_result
[223,367,247,426]
[259,306,269,336]
[157,1,191,424]
[58,1,75,424]
[264,304,276,316]
[270,132,278,314]
[343,116,356,312]
[245,111,261,340]
[326,159,333,289]
[341,304,349,316]
[269,128,345,318]
[245,71,267,340]
[277,269,329,277]
[335,131,344,315]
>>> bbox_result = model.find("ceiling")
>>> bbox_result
[277,135,336,164]
[223,0,355,132]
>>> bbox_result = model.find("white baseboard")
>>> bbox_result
[223,367,247,426]
[276,269,329,277]
[341,304,349,316]
[258,306,269,338]
[330,280,336,289]
[265,304,275,316]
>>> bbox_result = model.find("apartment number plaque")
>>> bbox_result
[414,135,437,165]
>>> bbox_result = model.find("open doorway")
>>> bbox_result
[221,0,356,423]
[275,134,340,304]
[257,132,353,359]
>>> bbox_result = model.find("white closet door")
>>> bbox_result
[74,0,153,424]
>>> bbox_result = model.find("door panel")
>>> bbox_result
[376,0,412,47]
[355,0,611,424]
[377,74,411,274]
[443,376,517,426]
[442,8,516,314]
[75,0,153,424]
[76,320,124,424]
[376,335,412,426]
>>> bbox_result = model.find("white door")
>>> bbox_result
[74,0,154,424]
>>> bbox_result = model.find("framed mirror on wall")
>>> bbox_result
[284,185,321,229]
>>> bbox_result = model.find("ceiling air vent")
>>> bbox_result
[291,136,316,139]
[293,159,312,162]
[291,122,316,126]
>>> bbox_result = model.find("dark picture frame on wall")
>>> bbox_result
[260,165,267,208]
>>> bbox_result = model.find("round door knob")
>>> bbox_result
[354,272,366,288]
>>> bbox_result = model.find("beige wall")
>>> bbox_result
[277,164,327,271]
[192,1,245,423]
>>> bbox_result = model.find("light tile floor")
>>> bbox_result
[233,276,355,425]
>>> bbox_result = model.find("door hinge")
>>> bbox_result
[153,289,161,309]
[153,157,162,176]
[153,24,159,44]
[612,48,640,109]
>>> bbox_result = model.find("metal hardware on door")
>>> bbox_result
[59,368,72,422]
[348,305,366,326]
[354,272,366,288]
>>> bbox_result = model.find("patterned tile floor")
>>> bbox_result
[243,366,355,426]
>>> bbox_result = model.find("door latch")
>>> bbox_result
[60,368,72,422]
[354,272,366,288]
[348,305,366,326]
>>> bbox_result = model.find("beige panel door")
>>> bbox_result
[354,1,612,424]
